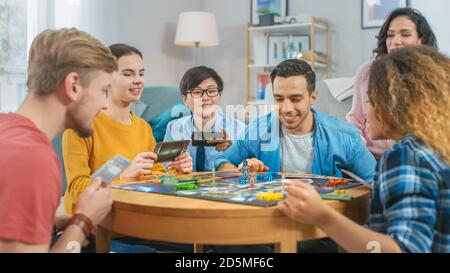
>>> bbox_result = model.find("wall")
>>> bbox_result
[117,0,205,87]
[53,0,119,45]
[115,0,447,118]
[410,0,450,55]
[202,0,251,107]
[202,0,380,119]
[290,0,379,118]
[114,0,382,118]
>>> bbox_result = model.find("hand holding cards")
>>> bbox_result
[155,140,193,174]
[120,152,158,179]
[191,131,225,147]
[154,140,190,162]
[91,155,131,186]
[91,142,191,185]
[192,129,232,152]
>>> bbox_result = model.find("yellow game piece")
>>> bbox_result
[257,193,265,201]
[332,190,346,195]
[275,193,284,201]
[257,191,284,201]
[257,192,268,201]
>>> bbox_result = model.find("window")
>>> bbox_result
[0,0,114,112]
[0,0,29,112]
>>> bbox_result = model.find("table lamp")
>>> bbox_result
[175,11,219,65]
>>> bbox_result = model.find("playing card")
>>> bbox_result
[91,155,131,185]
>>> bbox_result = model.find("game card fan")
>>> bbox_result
[91,155,131,186]
[154,140,190,163]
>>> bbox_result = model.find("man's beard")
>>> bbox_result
[73,118,93,138]
[66,101,95,138]
[281,108,311,132]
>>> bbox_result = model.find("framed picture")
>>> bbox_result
[361,0,409,29]
[251,0,289,26]
[268,35,310,65]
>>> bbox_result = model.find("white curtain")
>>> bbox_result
[0,0,28,112]
[0,0,117,112]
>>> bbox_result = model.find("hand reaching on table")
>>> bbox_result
[277,181,332,226]
[238,158,269,172]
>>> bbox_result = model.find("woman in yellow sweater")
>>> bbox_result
[63,44,193,214]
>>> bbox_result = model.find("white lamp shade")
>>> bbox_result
[175,12,219,47]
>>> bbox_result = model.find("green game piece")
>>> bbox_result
[176,183,198,191]
[188,184,198,190]
[320,194,352,201]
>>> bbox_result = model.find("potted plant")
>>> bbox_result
[257,8,280,26]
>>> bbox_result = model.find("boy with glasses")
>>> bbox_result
[164,66,246,172]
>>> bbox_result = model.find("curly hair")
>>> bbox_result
[373,8,438,57]
[368,46,450,164]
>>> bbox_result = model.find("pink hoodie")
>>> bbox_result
[346,60,395,158]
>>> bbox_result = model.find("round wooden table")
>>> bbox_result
[96,179,370,253]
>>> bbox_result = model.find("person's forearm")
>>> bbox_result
[217,163,238,171]
[67,177,93,201]
[319,208,402,253]
[50,225,87,253]
[54,215,71,231]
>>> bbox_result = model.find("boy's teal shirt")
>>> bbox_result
[215,109,376,181]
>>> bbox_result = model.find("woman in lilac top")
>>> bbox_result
[346,8,437,158]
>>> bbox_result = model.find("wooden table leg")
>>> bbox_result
[339,246,348,253]
[274,240,297,253]
[194,244,204,253]
[96,226,112,253]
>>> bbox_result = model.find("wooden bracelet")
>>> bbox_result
[65,213,94,238]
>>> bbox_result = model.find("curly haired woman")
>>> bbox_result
[346,8,438,158]
[279,46,450,253]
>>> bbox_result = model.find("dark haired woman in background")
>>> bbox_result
[346,8,438,159]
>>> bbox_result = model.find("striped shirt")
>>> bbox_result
[369,136,450,253]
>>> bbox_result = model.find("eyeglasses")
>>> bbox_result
[187,87,222,98]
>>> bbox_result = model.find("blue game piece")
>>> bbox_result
[239,178,247,185]
[264,173,273,181]
[242,160,249,178]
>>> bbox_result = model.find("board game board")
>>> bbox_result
[114,171,364,208]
